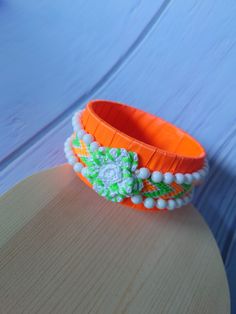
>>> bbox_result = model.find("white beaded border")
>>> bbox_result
[64,135,194,210]
[65,110,209,210]
[70,110,209,185]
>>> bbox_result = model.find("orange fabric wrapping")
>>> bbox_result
[81,100,205,173]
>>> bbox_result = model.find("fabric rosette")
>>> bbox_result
[82,147,143,202]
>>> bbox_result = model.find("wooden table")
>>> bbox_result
[0,165,230,314]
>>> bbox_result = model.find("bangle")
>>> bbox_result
[64,100,208,211]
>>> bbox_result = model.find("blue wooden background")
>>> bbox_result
[0,0,236,311]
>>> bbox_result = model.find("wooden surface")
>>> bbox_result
[1,0,236,310]
[0,165,230,314]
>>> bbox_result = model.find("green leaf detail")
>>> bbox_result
[83,146,141,202]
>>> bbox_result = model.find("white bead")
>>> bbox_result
[90,141,100,151]
[77,119,83,129]
[144,197,155,209]
[184,173,193,184]
[131,195,143,204]
[65,137,72,146]
[176,198,184,208]
[97,147,105,153]
[72,112,80,126]
[64,141,70,148]
[73,124,81,132]
[82,134,94,145]
[81,167,88,177]
[65,150,74,158]
[163,172,174,184]
[77,130,86,139]
[73,162,83,173]
[64,140,70,148]
[167,199,176,211]
[72,116,77,126]
[175,173,185,184]
[75,110,83,118]
[68,156,77,165]
[65,140,72,147]
[79,109,84,115]
[64,144,72,151]
[192,172,201,182]
[138,168,150,179]
[64,146,71,153]
[183,195,191,204]
[65,149,72,157]
[151,171,163,183]
[156,198,166,209]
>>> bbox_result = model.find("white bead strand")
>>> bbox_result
[156,198,167,210]
[151,171,163,183]
[163,172,174,184]
[167,199,176,210]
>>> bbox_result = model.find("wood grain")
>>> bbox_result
[0,165,230,313]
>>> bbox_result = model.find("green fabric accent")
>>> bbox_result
[82,146,142,202]
[72,136,81,148]
[80,156,89,164]
[142,180,173,198]
[173,183,192,199]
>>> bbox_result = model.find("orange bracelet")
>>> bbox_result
[64,100,208,211]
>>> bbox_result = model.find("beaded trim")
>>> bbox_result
[64,110,209,210]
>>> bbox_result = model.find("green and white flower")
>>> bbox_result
[83,147,143,202]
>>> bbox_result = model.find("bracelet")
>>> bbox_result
[64,100,208,211]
